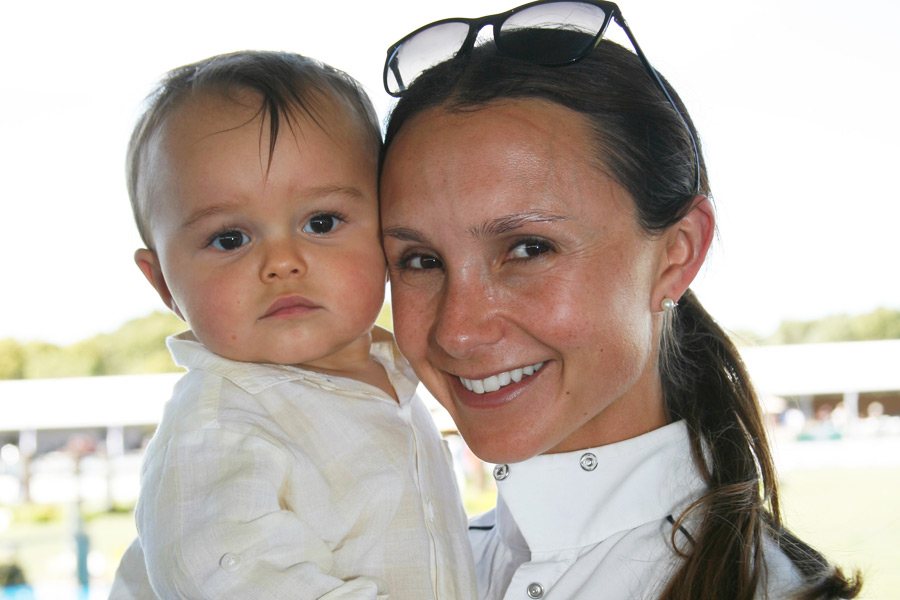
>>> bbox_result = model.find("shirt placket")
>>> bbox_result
[401,401,442,599]
[503,556,571,600]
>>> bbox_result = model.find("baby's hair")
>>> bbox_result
[127,50,381,248]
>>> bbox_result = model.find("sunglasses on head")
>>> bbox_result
[383,0,700,195]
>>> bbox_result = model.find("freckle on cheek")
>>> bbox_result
[231,335,237,341]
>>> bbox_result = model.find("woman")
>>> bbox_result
[378,1,862,599]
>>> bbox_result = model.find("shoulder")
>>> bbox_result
[160,368,248,432]
[146,366,305,470]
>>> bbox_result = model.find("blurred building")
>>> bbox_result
[741,339,900,425]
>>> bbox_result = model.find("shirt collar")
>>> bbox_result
[166,328,418,404]
[493,420,706,553]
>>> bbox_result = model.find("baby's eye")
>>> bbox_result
[211,230,250,251]
[302,213,342,234]
[509,239,552,259]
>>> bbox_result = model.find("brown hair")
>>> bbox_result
[128,50,380,248]
[382,37,862,600]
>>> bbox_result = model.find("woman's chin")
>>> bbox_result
[460,426,555,465]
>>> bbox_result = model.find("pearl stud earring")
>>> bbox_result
[661,297,677,312]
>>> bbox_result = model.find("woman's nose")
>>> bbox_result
[260,240,308,282]
[432,274,504,359]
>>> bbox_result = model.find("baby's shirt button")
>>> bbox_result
[219,552,242,572]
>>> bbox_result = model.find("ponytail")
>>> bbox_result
[659,290,862,599]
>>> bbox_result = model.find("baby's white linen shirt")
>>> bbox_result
[110,330,476,600]
[469,420,803,600]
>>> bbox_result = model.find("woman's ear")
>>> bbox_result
[652,195,715,310]
[134,248,184,320]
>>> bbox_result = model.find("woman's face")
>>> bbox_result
[381,99,670,463]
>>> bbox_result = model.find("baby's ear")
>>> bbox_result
[134,249,184,320]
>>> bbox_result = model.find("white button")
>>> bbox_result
[527,582,544,598]
[580,452,598,471]
[219,552,242,572]
[493,464,509,481]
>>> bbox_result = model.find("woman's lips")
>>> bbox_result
[459,361,545,394]
[260,295,319,319]
[451,362,546,409]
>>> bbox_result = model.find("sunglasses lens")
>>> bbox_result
[498,1,608,64]
[386,21,471,95]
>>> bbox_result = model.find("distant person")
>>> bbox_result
[783,406,807,436]
[378,1,863,598]
[110,51,476,599]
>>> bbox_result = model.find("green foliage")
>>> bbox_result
[765,307,900,345]
[727,329,763,347]
[85,311,187,375]
[0,339,24,379]
[850,307,900,340]
[3,304,897,379]
[21,340,101,379]
[2,311,186,380]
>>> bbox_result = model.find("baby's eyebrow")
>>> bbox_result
[180,202,242,230]
[304,184,370,202]
[179,185,371,231]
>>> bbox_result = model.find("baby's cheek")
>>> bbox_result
[187,292,249,357]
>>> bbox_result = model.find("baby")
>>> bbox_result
[109,50,475,599]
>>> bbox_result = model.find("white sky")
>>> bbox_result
[1,0,897,345]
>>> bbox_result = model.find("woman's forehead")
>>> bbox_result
[395,98,592,148]
[380,102,639,244]
[385,100,596,184]
[381,99,625,213]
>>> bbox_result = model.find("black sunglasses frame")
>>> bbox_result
[383,0,701,195]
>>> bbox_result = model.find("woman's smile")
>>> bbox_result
[446,359,551,413]
[458,361,545,394]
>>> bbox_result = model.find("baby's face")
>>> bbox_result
[140,92,385,370]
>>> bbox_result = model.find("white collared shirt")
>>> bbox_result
[469,421,803,600]
[111,330,476,600]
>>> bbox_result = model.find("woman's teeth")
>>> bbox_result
[459,362,545,394]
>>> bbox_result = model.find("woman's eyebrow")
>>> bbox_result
[383,226,428,243]
[383,211,569,243]
[469,211,569,238]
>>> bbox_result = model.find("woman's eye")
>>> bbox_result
[302,213,342,234]
[211,230,250,251]
[406,255,443,270]
[510,239,552,259]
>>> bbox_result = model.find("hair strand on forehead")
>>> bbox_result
[127,50,381,249]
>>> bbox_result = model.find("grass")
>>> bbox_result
[0,505,136,590]
[779,466,900,599]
